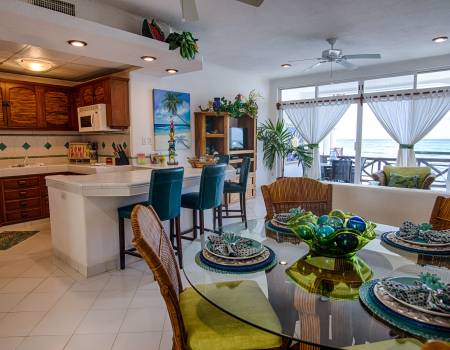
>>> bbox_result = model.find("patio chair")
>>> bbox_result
[371,165,435,189]
[130,205,282,350]
[261,177,332,220]
[429,196,450,230]
[331,159,353,183]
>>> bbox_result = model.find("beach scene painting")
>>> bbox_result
[153,89,191,151]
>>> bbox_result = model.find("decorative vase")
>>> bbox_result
[213,97,221,111]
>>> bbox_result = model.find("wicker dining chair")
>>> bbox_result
[261,177,332,220]
[429,196,450,230]
[130,205,282,350]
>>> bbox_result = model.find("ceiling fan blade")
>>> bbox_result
[288,58,322,63]
[181,0,199,21]
[342,54,381,60]
[337,60,358,70]
[303,61,326,72]
[236,0,264,7]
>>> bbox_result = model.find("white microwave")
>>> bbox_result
[77,104,112,132]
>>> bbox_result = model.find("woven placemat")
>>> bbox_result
[0,231,39,250]
[195,247,278,274]
[381,232,450,256]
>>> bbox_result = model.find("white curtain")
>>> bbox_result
[367,91,450,167]
[283,99,352,179]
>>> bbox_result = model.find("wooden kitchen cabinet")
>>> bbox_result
[4,82,39,128]
[42,87,72,129]
[0,84,6,128]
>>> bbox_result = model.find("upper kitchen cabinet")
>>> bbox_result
[0,84,6,128]
[41,87,72,129]
[74,77,129,129]
[4,82,39,128]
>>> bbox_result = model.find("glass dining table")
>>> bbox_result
[182,219,449,349]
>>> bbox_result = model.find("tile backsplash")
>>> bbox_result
[0,132,130,167]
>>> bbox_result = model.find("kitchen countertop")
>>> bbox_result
[0,164,134,178]
[45,165,237,197]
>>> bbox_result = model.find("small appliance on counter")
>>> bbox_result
[68,143,91,163]
[113,144,129,165]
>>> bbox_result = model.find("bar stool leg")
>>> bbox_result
[213,208,216,231]
[242,192,248,229]
[175,216,183,268]
[239,193,245,223]
[217,205,223,234]
[193,210,198,239]
[225,193,229,215]
[119,217,125,270]
[199,210,205,236]
[169,219,175,246]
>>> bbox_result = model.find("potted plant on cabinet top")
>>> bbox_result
[256,119,312,177]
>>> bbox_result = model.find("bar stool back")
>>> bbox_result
[118,167,184,269]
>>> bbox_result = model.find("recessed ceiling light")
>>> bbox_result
[432,36,448,43]
[166,68,178,74]
[281,63,292,68]
[141,56,157,62]
[67,40,87,47]
[16,58,54,72]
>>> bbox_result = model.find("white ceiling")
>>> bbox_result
[99,0,450,79]
[0,40,133,82]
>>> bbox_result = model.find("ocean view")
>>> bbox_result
[334,139,450,159]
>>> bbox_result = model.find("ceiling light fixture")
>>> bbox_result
[281,63,292,68]
[141,56,157,62]
[67,40,87,47]
[432,36,448,43]
[16,58,54,72]
[166,68,178,74]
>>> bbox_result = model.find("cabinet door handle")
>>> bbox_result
[19,191,27,197]
[2,101,10,107]
[18,180,26,185]
[20,201,28,208]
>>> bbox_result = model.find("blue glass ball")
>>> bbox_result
[317,215,330,226]
[336,233,359,252]
[346,216,366,232]
[316,225,335,238]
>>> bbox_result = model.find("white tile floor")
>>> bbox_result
[0,197,266,350]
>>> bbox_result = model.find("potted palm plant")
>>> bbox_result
[256,119,312,177]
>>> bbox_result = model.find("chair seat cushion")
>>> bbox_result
[224,181,245,193]
[384,165,430,186]
[179,280,282,350]
[118,202,148,218]
[388,173,420,188]
[181,192,200,209]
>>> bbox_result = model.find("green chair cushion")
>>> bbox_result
[345,338,423,350]
[179,280,282,350]
[388,173,420,188]
[181,192,201,210]
[384,165,430,186]
[118,201,148,219]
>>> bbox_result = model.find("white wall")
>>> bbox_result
[128,63,273,189]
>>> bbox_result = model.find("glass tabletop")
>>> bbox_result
[182,219,450,349]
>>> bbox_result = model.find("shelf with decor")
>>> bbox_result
[194,111,257,202]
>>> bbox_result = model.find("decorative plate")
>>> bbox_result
[381,277,450,318]
[373,283,450,329]
[395,221,450,246]
[381,232,450,256]
[270,219,294,232]
[395,233,450,247]
[206,234,264,260]
[273,213,292,226]
[201,247,271,267]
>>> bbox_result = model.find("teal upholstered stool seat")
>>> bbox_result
[118,167,184,268]
[180,281,282,350]
[181,164,226,238]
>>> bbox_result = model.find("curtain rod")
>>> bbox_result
[277,88,449,110]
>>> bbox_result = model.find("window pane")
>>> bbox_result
[417,70,450,89]
[318,81,358,97]
[364,75,414,93]
[281,86,315,101]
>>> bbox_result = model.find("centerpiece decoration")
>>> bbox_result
[287,208,376,258]
[199,90,261,118]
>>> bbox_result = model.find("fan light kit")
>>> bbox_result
[141,56,157,62]
[432,36,448,43]
[16,58,54,72]
[67,40,87,47]
[166,69,178,74]
[281,64,292,68]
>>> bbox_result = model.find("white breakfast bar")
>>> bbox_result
[46,165,236,277]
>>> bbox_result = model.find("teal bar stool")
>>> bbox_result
[118,167,184,268]
[181,163,226,239]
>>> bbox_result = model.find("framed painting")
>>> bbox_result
[153,89,191,151]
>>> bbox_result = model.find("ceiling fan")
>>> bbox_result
[288,38,382,74]
[180,0,264,21]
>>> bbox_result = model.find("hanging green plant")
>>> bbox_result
[165,32,199,60]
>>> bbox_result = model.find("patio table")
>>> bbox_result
[182,219,449,349]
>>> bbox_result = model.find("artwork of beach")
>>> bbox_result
[153,89,191,151]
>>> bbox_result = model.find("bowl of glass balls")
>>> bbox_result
[287,209,377,258]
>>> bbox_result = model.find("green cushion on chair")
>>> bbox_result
[118,202,148,219]
[345,338,423,350]
[179,280,282,350]
[388,173,420,188]
[384,165,430,186]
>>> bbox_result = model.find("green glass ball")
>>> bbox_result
[317,225,335,239]
[329,209,346,221]
[295,224,315,240]
[327,216,344,229]
[317,215,330,225]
